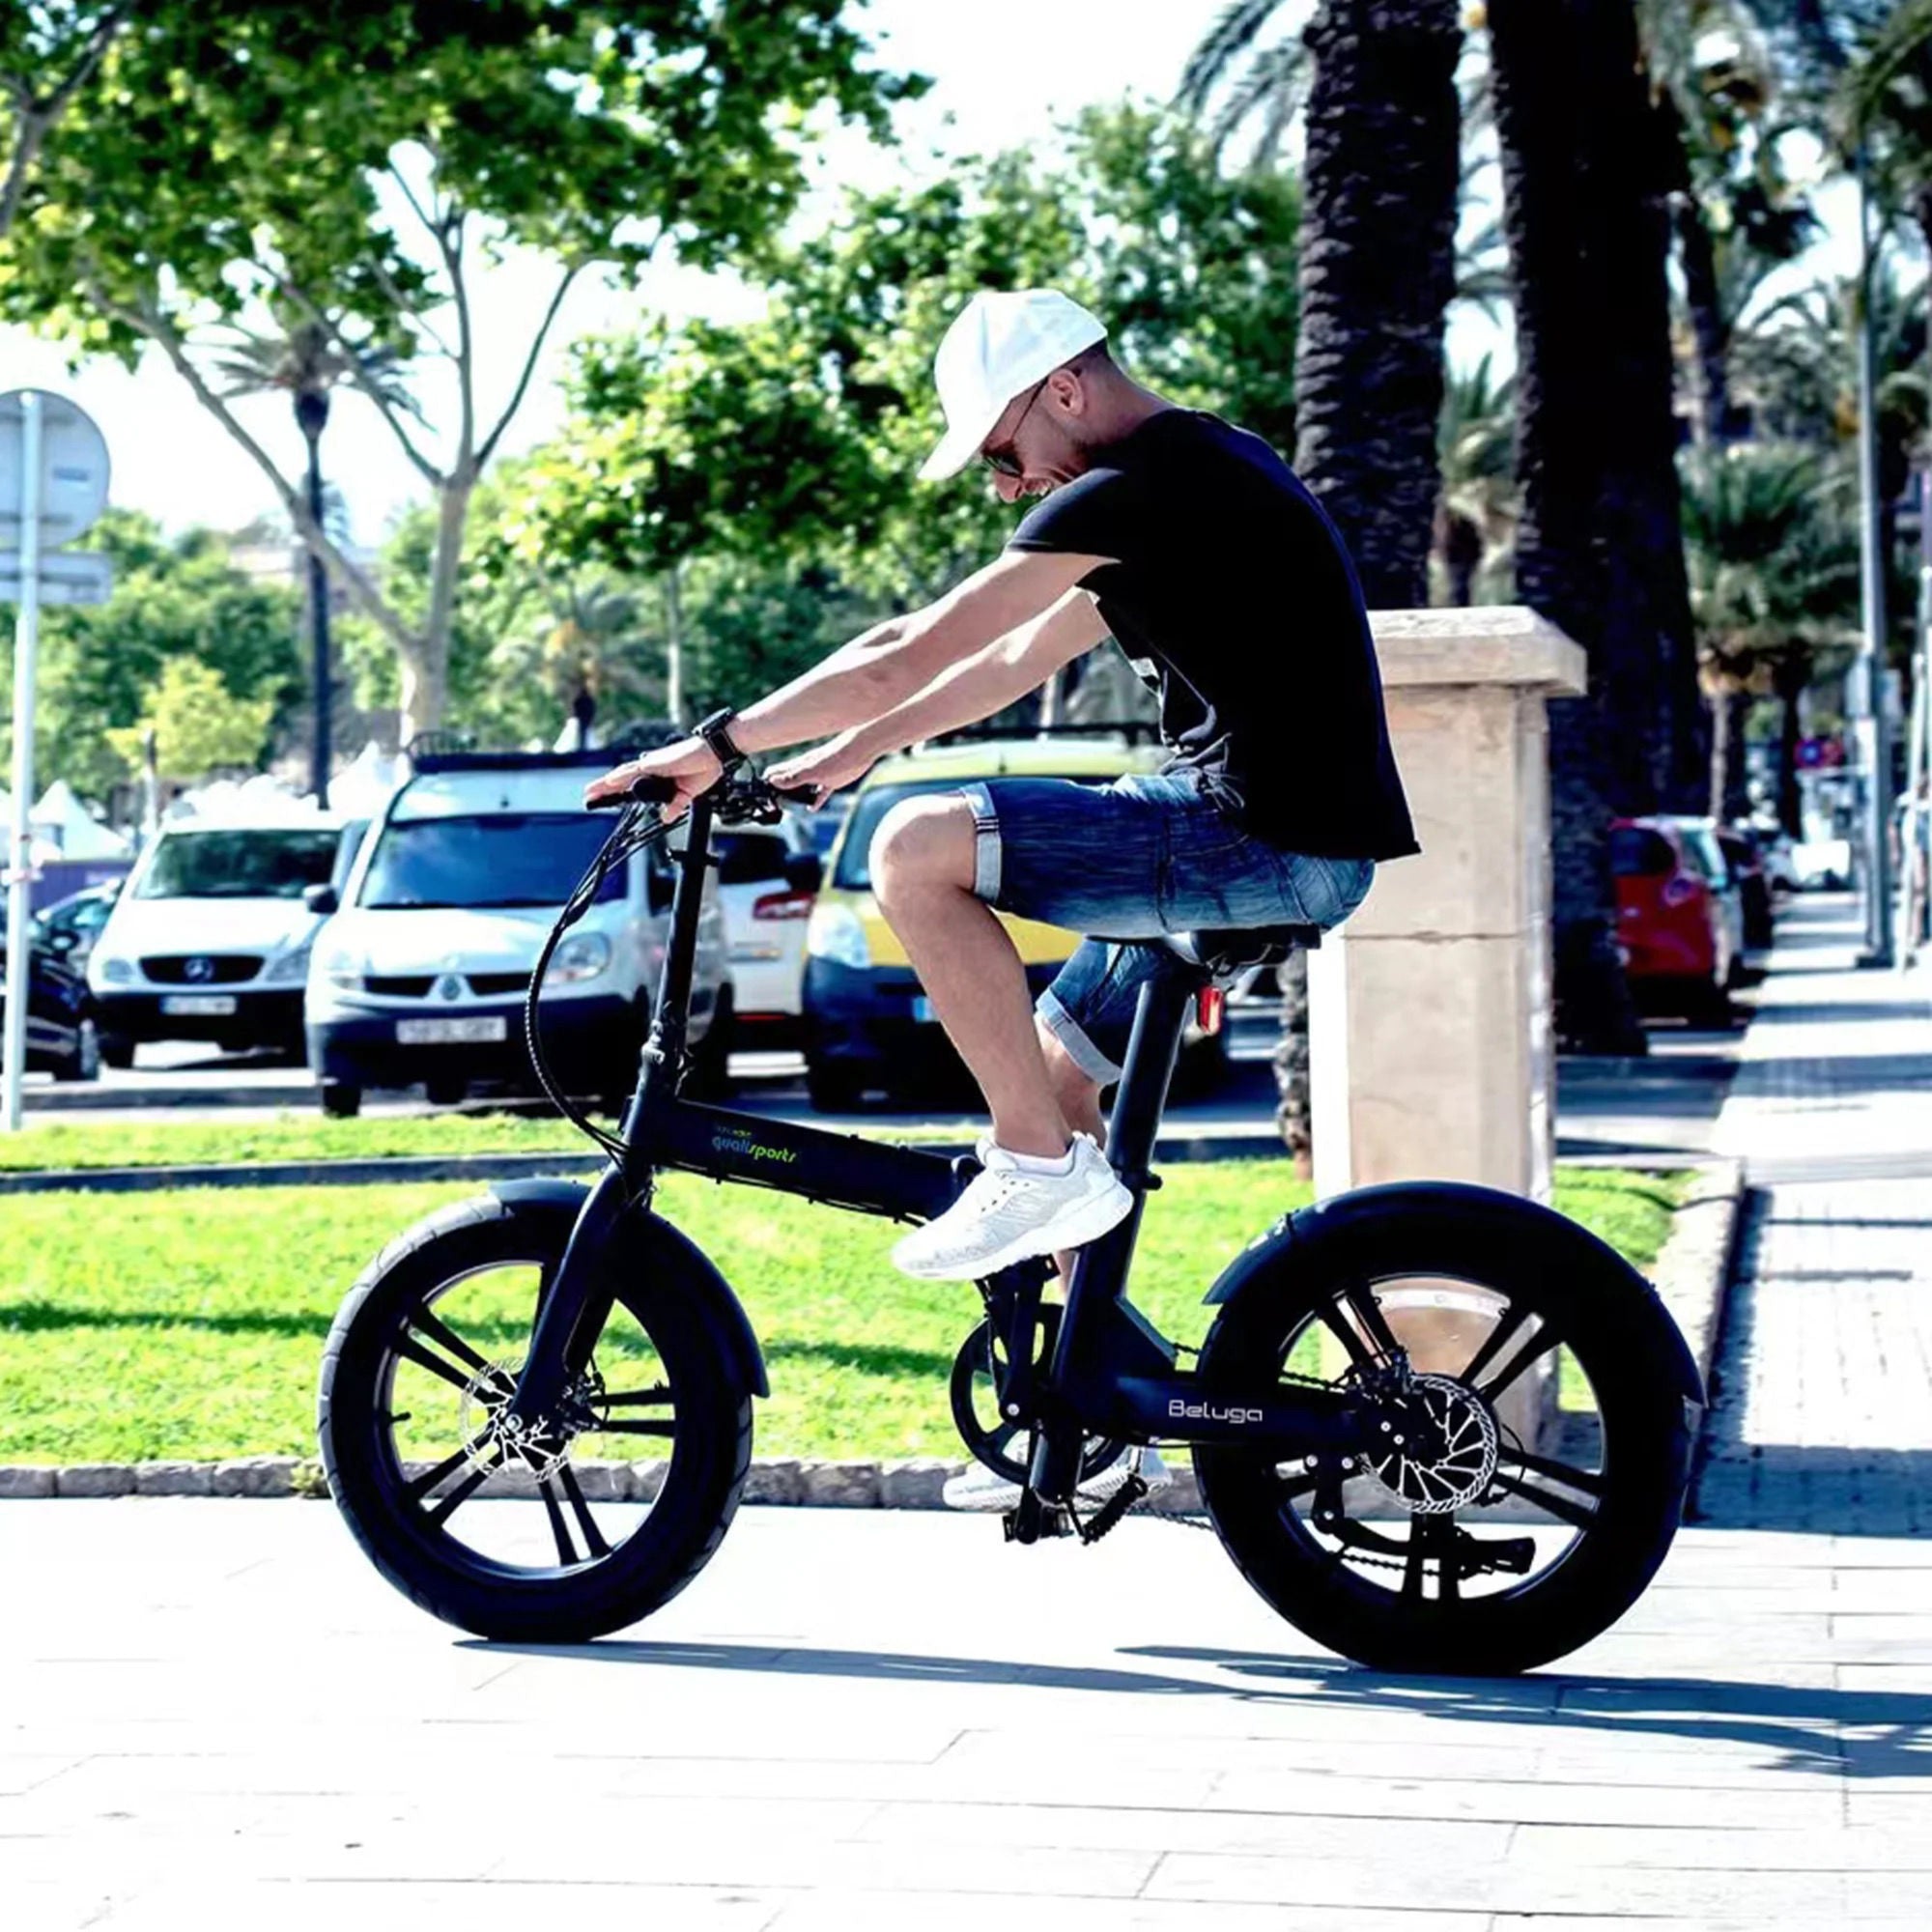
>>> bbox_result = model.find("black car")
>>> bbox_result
[0,923,100,1081]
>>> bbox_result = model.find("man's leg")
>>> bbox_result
[1039,1018,1105,1284]
[870,795,1070,1159]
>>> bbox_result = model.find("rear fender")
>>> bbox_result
[490,1179,769,1399]
[1204,1179,1703,1406]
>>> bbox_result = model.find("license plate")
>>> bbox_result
[396,1016,508,1045]
[160,995,237,1016]
[911,996,936,1022]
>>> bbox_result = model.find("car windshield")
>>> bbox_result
[135,830,344,900]
[834,776,1111,890]
[359,813,625,910]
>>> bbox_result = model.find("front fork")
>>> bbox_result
[507,793,719,1429]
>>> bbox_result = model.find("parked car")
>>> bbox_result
[713,823,823,1051]
[33,878,121,970]
[801,731,1227,1108]
[1610,815,1738,1024]
[86,813,361,1066]
[303,745,731,1118]
[0,923,100,1081]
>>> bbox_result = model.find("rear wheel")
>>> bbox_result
[320,1080,362,1119]
[99,1033,135,1069]
[1195,1201,1694,1675]
[319,1195,751,1641]
[805,1053,867,1113]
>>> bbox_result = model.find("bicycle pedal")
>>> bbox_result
[1074,1473,1149,1545]
[1002,1501,1075,1543]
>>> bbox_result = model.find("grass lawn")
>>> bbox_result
[0,1164,1683,1465]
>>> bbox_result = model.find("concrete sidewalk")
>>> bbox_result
[4,1505,1929,1932]
[1695,896,1932,1536]
[6,893,1932,1930]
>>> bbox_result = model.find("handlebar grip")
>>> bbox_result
[588,773,678,810]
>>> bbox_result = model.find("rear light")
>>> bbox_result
[752,891,814,921]
[1661,874,1698,909]
[1195,985,1225,1035]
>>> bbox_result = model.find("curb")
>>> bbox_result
[0,1138,1719,1196]
[1649,1155,1745,1393]
[0,1455,1208,1515]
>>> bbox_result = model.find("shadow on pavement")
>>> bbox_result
[471,1634,1931,1778]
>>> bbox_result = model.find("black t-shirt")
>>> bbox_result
[1007,409,1418,862]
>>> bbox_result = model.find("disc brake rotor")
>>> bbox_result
[1361,1373,1500,1516]
[457,1357,588,1484]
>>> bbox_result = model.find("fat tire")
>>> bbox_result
[1195,1199,1693,1675]
[318,1194,752,1642]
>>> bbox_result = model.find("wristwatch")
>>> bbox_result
[695,706,746,772]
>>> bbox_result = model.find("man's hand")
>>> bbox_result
[766,731,876,806]
[583,735,722,819]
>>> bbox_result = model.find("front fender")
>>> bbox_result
[490,1179,769,1399]
[1204,1179,1703,1407]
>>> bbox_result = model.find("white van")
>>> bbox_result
[303,748,730,1118]
[87,811,362,1066]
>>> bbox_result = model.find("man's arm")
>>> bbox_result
[767,590,1110,798]
[728,547,1106,755]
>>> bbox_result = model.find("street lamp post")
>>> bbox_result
[1852,148,1894,969]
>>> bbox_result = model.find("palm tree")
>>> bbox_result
[1680,441,1861,823]
[213,319,420,797]
[1488,0,1707,1052]
[1186,1,1462,1166]
[1435,354,1517,606]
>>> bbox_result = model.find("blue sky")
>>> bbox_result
[0,0,1865,550]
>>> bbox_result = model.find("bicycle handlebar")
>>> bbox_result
[587,771,821,820]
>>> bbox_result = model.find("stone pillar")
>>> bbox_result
[1308,607,1587,1438]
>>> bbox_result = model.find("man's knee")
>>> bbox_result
[869,795,975,905]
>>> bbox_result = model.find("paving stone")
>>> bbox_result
[52,1463,134,1497]
[797,1460,881,1507]
[134,1462,214,1496]
[879,1459,958,1508]
[209,1456,298,1497]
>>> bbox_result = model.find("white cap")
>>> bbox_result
[918,289,1108,482]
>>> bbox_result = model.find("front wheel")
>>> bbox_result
[1195,1191,1695,1675]
[318,1194,752,1641]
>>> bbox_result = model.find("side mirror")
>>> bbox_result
[43,927,79,955]
[782,852,823,895]
[303,884,340,916]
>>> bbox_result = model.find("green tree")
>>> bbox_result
[105,657,275,788]
[11,510,302,800]
[0,1,128,239]
[0,3,917,742]
[514,103,1301,613]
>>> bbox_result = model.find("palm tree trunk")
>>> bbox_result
[1708,682,1732,822]
[302,427,332,802]
[1490,0,1694,1053]
[1277,0,1462,1164]
[1293,0,1461,606]
[1775,656,1805,838]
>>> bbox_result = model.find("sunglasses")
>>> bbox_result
[979,380,1048,478]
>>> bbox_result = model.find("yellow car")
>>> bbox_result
[801,733,1167,1110]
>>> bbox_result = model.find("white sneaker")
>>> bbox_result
[892,1133,1133,1282]
[942,1444,1175,1514]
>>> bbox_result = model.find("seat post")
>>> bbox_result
[1102,967,1196,1180]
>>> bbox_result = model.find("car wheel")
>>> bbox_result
[806,1054,867,1113]
[321,1081,363,1119]
[683,985,735,1100]
[99,1032,135,1070]
[68,1018,102,1083]
[424,1076,467,1108]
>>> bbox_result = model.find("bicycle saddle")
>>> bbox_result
[1165,923,1323,976]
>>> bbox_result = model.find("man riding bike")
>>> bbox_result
[588,288,1417,1504]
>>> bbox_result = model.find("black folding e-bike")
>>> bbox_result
[320,768,1703,1674]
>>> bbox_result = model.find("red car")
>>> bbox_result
[1610,816,1737,1023]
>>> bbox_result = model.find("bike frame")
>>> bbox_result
[507,789,1378,1508]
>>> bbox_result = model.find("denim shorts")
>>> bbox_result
[955,770,1374,1083]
